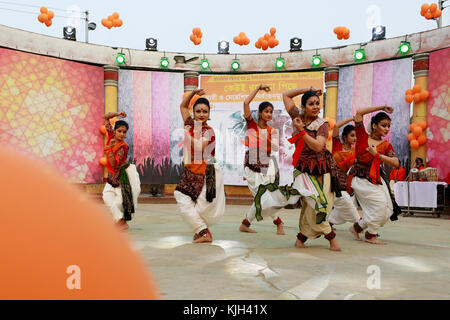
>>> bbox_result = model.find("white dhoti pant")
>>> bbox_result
[351,177,392,235]
[174,163,226,234]
[243,158,280,223]
[329,191,360,225]
[102,164,141,222]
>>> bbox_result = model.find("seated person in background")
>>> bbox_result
[390,166,406,182]
[414,157,425,171]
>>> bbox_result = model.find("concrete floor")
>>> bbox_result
[125,204,450,300]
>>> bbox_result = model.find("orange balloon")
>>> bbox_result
[410,123,417,132]
[47,11,54,20]
[45,19,52,27]
[117,19,123,27]
[270,27,276,35]
[38,14,46,23]
[101,18,107,27]
[194,38,201,45]
[193,28,201,36]
[413,126,423,137]
[418,120,427,130]
[408,133,415,141]
[429,3,437,12]
[412,84,422,94]
[244,38,250,45]
[255,41,262,49]
[264,33,270,40]
[233,36,239,44]
[413,93,421,103]
[261,40,269,50]
[105,20,113,29]
[268,38,276,48]
[333,27,339,34]
[405,89,413,96]
[337,34,343,40]
[343,33,350,40]
[113,19,120,27]
[433,9,442,18]
[405,94,414,103]
[274,39,279,46]
[100,125,107,135]
[40,6,48,14]
[0,145,159,299]
[421,4,429,12]
[410,139,419,149]
[113,12,119,19]
[419,91,428,101]
[328,131,333,140]
[418,134,427,145]
[99,157,107,166]
[108,15,114,21]
[191,34,197,42]
[425,11,433,19]
[41,13,48,22]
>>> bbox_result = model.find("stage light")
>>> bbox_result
[200,58,210,70]
[231,60,240,71]
[354,49,365,62]
[116,53,126,65]
[371,25,386,41]
[399,41,411,55]
[312,55,322,67]
[290,38,302,51]
[160,57,169,68]
[63,26,76,41]
[146,38,158,51]
[275,57,285,70]
[88,22,96,31]
[218,41,229,54]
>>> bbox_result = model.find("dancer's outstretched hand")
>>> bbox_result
[309,86,322,96]
[193,88,206,96]
[383,106,394,114]
[259,84,271,92]
[118,112,127,118]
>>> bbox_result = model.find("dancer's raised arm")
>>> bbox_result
[243,84,270,119]
[354,105,393,123]
[332,117,354,138]
[282,86,322,115]
[180,89,205,122]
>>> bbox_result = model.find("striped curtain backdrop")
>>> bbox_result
[336,58,412,164]
[118,70,184,184]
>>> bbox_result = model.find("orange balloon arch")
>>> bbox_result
[0,146,159,299]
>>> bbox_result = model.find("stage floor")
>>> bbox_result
[123,204,450,300]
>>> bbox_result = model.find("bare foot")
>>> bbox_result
[239,224,257,233]
[329,238,342,251]
[116,219,129,231]
[193,232,213,243]
[365,237,387,245]
[276,223,285,235]
[295,239,307,248]
[349,226,362,241]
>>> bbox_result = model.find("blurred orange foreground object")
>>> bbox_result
[0,146,159,300]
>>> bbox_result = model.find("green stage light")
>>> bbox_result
[312,55,322,67]
[231,60,240,71]
[201,58,210,70]
[160,57,169,68]
[354,49,365,62]
[399,41,411,55]
[275,57,285,70]
[116,53,125,65]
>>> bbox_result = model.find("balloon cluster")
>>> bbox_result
[98,117,118,166]
[101,12,123,29]
[408,121,427,149]
[333,26,350,40]
[190,28,203,45]
[255,28,279,51]
[324,117,336,140]
[421,3,442,19]
[37,7,54,27]
[234,32,250,46]
[404,85,430,104]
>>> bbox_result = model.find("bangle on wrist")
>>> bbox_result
[375,153,381,160]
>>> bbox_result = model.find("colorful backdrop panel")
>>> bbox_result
[0,47,105,183]
[118,70,184,184]
[337,58,412,164]
[201,72,324,186]
[427,47,450,182]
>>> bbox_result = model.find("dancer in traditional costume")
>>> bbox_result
[102,112,141,231]
[253,87,342,251]
[348,106,400,244]
[174,89,225,243]
[328,118,361,238]
[239,84,285,235]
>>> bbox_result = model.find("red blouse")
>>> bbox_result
[105,122,129,187]
[244,116,273,173]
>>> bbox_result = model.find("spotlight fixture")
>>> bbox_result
[160,57,169,69]
[312,55,322,67]
[371,25,386,41]
[218,41,230,54]
[200,58,210,70]
[354,49,365,62]
[290,38,302,51]
[275,57,285,70]
[231,60,240,71]
[63,26,76,41]
[145,38,158,51]
[88,22,97,31]
[116,53,126,65]
[399,41,411,55]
